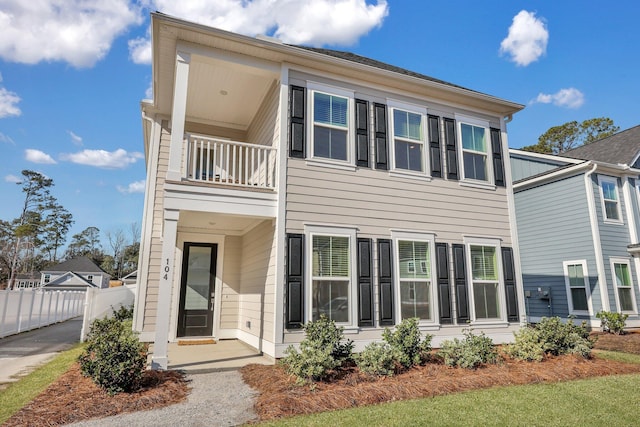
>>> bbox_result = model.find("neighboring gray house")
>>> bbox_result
[14,273,41,289]
[510,125,640,328]
[41,256,110,291]
[135,13,526,368]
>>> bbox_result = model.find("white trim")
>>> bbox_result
[609,257,638,314]
[508,148,584,165]
[387,100,430,177]
[167,51,191,182]
[455,115,494,186]
[562,259,594,316]
[306,82,355,167]
[598,175,624,224]
[463,236,507,324]
[624,176,638,243]
[303,225,358,327]
[390,230,438,325]
[584,164,610,311]
[512,162,592,191]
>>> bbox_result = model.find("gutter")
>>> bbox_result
[513,162,592,191]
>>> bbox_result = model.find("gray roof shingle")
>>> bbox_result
[44,256,107,274]
[561,125,640,166]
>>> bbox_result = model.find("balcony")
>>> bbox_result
[186,133,277,190]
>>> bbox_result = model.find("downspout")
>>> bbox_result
[584,162,611,314]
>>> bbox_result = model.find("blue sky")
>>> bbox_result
[1,1,639,246]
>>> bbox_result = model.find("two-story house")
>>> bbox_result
[134,13,526,369]
[510,125,640,328]
[40,256,110,290]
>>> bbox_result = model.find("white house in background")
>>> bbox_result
[134,12,526,369]
[40,256,110,291]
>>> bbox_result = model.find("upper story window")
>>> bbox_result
[460,123,489,182]
[44,274,50,283]
[87,275,94,283]
[599,176,622,223]
[563,260,591,314]
[392,109,425,172]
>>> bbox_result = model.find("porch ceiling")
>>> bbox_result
[186,58,277,130]
[178,211,269,235]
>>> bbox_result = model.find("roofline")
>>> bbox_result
[509,148,583,165]
[150,12,524,116]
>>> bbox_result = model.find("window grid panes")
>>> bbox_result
[613,262,634,311]
[398,240,431,320]
[393,109,424,172]
[313,92,349,161]
[567,263,588,311]
[461,123,488,181]
[312,235,350,322]
[470,245,500,319]
[601,180,620,221]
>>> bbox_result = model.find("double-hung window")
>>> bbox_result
[392,108,425,172]
[393,232,436,323]
[611,259,636,312]
[469,244,501,320]
[309,84,353,164]
[599,176,622,223]
[563,260,591,314]
[310,232,352,323]
[457,116,492,184]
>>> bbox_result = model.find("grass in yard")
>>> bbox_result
[594,349,640,364]
[0,344,85,424]
[258,372,640,427]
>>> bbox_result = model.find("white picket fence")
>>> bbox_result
[80,284,136,341]
[0,289,85,338]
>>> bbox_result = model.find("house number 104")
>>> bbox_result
[163,258,170,280]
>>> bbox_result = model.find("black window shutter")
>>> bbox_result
[289,86,305,159]
[357,238,374,326]
[374,103,388,170]
[435,242,452,324]
[491,128,505,187]
[452,243,469,323]
[377,239,394,325]
[286,233,304,329]
[428,115,442,178]
[444,118,459,180]
[501,247,519,322]
[356,99,370,167]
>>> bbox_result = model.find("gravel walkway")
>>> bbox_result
[68,370,259,427]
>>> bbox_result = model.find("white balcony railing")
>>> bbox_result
[186,134,277,189]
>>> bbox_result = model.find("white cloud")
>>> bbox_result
[131,0,388,55]
[128,37,152,65]
[25,148,57,164]
[0,132,15,144]
[0,0,143,68]
[500,10,548,66]
[4,174,21,183]
[0,86,21,118]
[68,130,83,146]
[531,88,585,109]
[60,148,144,169]
[117,179,146,194]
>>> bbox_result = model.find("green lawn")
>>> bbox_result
[258,351,640,427]
[0,344,85,424]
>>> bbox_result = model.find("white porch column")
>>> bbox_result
[167,51,191,182]
[151,208,179,370]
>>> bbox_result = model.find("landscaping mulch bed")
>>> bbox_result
[5,331,640,425]
[241,353,640,421]
[4,365,189,427]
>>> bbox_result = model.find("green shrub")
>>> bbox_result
[111,304,134,322]
[382,317,432,369]
[438,330,498,369]
[535,316,593,358]
[78,315,147,395]
[281,316,354,383]
[506,326,545,362]
[355,342,396,377]
[596,311,629,335]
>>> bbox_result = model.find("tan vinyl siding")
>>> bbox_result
[142,122,171,332]
[247,81,279,147]
[220,235,241,329]
[239,220,276,340]
[285,159,512,244]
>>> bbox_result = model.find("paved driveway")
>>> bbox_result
[0,317,82,387]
